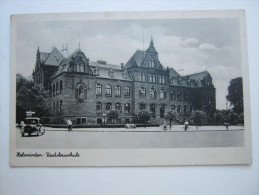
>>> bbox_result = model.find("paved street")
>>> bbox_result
[16,125,244,149]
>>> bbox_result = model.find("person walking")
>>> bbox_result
[67,119,72,131]
[184,120,189,131]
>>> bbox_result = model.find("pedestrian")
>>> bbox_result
[225,122,230,130]
[67,119,72,131]
[184,120,189,131]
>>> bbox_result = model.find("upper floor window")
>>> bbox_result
[96,101,102,112]
[139,73,146,82]
[160,88,166,99]
[177,91,182,100]
[105,84,112,96]
[161,76,165,84]
[170,90,176,100]
[149,74,156,83]
[150,87,156,99]
[96,83,102,95]
[178,77,182,85]
[53,84,55,96]
[60,80,63,94]
[56,82,59,94]
[76,61,85,73]
[115,85,121,96]
[150,60,155,68]
[124,86,130,97]
[171,104,176,110]
[139,86,146,98]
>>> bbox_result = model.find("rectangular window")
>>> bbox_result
[77,118,81,124]
[115,86,121,96]
[124,87,130,97]
[152,75,156,83]
[82,118,86,124]
[162,76,165,84]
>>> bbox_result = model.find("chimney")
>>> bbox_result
[121,63,124,69]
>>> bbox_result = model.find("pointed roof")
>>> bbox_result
[124,50,145,69]
[146,37,158,54]
[50,48,87,78]
[44,47,64,66]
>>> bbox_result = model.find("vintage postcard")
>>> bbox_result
[10,10,251,166]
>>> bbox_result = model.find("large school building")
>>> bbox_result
[32,38,216,125]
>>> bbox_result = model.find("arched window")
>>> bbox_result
[124,86,130,97]
[150,87,156,99]
[171,104,176,110]
[150,104,156,118]
[105,84,112,96]
[60,100,63,112]
[139,86,146,98]
[160,105,165,118]
[160,88,166,99]
[184,105,188,114]
[177,105,182,113]
[60,80,63,94]
[115,102,122,113]
[106,102,112,110]
[124,103,131,113]
[96,101,102,112]
[139,103,146,110]
[96,83,102,95]
[170,90,176,100]
[115,85,121,96]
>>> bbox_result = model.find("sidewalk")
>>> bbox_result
[45,125,244,132]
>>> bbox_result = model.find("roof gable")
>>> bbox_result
[44,47,64,66]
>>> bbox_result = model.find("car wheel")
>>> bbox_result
[22,133,25,137]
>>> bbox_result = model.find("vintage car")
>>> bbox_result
[20,117,45,137]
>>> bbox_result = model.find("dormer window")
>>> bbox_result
[76,61,85,73]
[178,77,182,85]
[150,60,155,68]
[108,69,114,77]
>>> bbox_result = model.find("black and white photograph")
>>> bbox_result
[10,10,251,166]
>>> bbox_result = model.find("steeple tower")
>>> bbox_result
[146,37,158,54]
[36,46,41,70]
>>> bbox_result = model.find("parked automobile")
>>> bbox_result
[20,117,45,137]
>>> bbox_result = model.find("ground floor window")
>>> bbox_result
[139,103,146,110]
[150,104,156,118]
[160,105,165,118]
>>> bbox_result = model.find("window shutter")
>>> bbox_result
[75,88,78,99]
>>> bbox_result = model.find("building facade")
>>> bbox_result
[33,38,216,125]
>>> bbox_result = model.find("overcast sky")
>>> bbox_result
[16,18,242,110]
